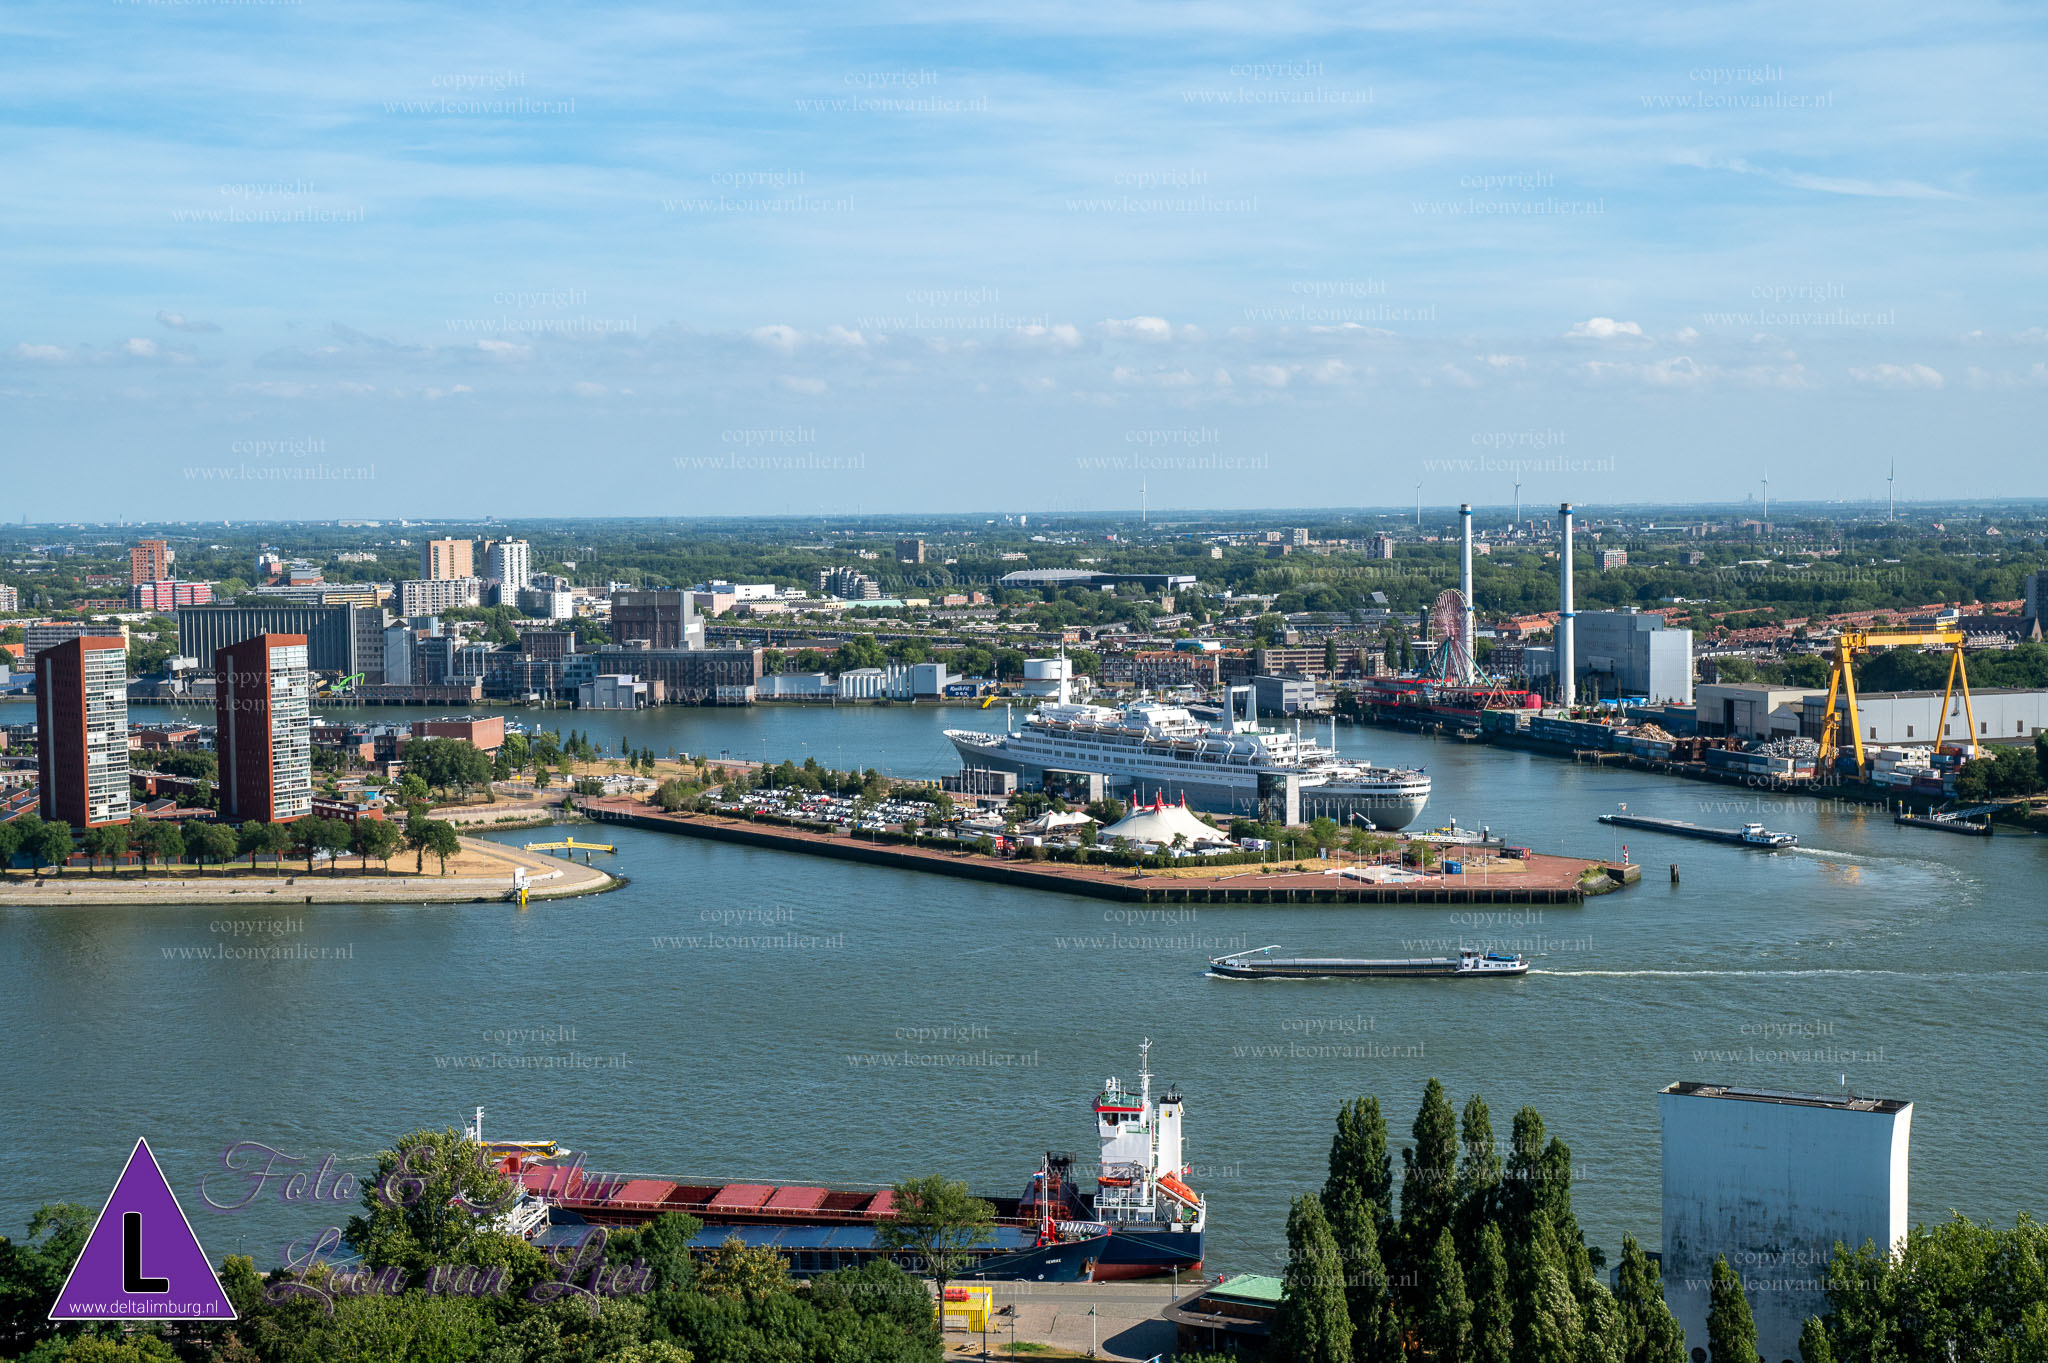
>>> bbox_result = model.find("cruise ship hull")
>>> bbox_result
[945,732,1429,831]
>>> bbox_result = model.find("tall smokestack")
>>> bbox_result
[1559,502,1576,708]
[1459,503,1476,684]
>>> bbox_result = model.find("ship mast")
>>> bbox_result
[1139,1037,1152,1119]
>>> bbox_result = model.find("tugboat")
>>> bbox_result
[1209,945,1530,980]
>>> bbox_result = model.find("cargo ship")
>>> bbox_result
[490,1043,1205,1282]
[1210,945,1529,979]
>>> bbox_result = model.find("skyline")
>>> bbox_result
[6,0,2047,516]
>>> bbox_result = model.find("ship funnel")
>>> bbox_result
[1459,503,1476,684]
[1559,502,1576,707]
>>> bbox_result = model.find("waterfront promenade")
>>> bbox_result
[0,833,616,905]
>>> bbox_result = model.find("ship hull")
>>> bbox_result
[947,733,1429,830]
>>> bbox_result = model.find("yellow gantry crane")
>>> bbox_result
[1818,628,1978,774]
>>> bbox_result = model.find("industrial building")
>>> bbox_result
[1526,610,1694,704]
[610,590,705,650]
[35,636,132,828]
[997,568,1198,592]
[25,621,125,667]
[1661,1082,1911,1363]
[1693,683,1824,741]
[215,634,313,823]
[178,602,382,677]
[574,646,757,704]
[1252,674,1318,715]
[1802,686,2048,748]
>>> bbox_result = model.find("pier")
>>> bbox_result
[582,798,1632,905]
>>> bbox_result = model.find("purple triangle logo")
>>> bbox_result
[48,1138,236,1321]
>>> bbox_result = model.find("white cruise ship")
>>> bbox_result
[944,682,1430,830]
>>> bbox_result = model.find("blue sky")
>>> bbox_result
[4,0,2044,519]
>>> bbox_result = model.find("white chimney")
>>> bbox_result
[1559,502,1576,708]
[1459,503,1476,684]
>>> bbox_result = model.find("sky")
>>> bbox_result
[3,0,2045,520]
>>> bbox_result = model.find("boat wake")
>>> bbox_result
[1534,968,2043,979]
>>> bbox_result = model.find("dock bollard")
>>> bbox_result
[1670,864,1680,884]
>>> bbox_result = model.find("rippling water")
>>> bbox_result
[3,701,2042,1271]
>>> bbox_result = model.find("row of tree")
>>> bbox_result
[0,811,461,879]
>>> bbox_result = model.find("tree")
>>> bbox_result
[129,819,164,874]
[1401,1080,1461,1283]
[342,1127,528,1279]
[186,818,237,871]
[696,1236,793,1303]
[1467,1224,1515,1363]
[1457,1093,1502,1258]
[236,820,271,870]
[150,822,186,875]
[1325,1095,1394,1239]
[1324,1182,1402,1363]
[1520,1221,1585,1363]
[0,819,19,878]
[872,1175,994,1300]
[1707,1256,1756,1363]
[1271,1193,1352,1363]
[422,820,461,875]
[1419,1228,1472,1362]
[83,822,129,875]
[353,817,404,871]
[1615,1234,1688,1363]
[1797,1317,1833,1363]
[31,820,74,877]
[0,1202,96,1357]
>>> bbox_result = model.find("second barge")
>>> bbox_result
[1210,945,1529,979]
[1597,811,1797,848]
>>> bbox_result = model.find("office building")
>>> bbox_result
[516,588,574,621]
[215,634,313,823]
[129,539,170,586]
[610,589,704,650]
[399,577,485,616]
[247,584,387,611]
[130,580,214,612]
[896,537,926,564]
[420,538,475,581]
[1661,1082,1911,1362]
[582,646,758,703]
[579,674,658,709]
[35,636,131,827]
[816,566,882,600]
[0,584,18,613]
[176,602,377,676]
[1597,548,1628,571]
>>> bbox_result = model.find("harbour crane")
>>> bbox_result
[1817,628,1978,774]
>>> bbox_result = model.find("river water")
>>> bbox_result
[2,699,2042,1272]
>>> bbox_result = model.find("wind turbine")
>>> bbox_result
[1513,480,1522,525]
[1887,460,1896,520]
[1761,470,1770,524]
[1415,482,1423,527]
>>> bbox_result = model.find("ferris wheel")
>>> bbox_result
[1429,588,1471,683]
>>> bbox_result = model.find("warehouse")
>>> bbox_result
[1802,687,2048,748]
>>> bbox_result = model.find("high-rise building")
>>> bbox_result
[420,538,475,581]
[177,602,375,676]
[0,584,19,612]
[1368,534,1396,560]
[896,538,926,564]
[483,539,532,597]
[130,580,215,611]
[35,636,131,827]
[215,634,313,823]
[26,621,124,666]
[610,589,704,649]
[129,539,170,587]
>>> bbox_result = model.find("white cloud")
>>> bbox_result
[1246,364,1291,388]
[1100,316,1174,342]
[1480,354,1525,370]
[1676,154,1961,201]
[123,337,159,358]
[477,339,530,358]
[823,325,867,348]
[1016,323,1082,349]
[1110,365,1197,387]
[1567,317,1644,340]
[1673,326,1699,343]
[1311,359,1355,385]
[1436,363,1477,388]
[11,343,70,362]
[777,375,826,394]
[571,381,608,397]
[751,324,801,353]
[1849,362,1944,390]
[156,310,220,333]
[1212,368,1233,387]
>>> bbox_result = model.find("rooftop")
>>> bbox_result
[1663,1081,1909,1114]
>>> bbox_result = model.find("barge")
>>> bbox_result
[1597,811,1797,848]
[1210,945,1529,980]
[1894,811,1994,837]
